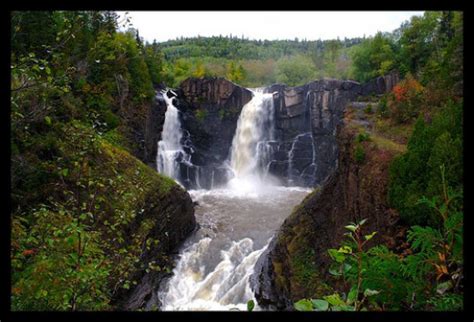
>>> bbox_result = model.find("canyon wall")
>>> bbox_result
[143,71,399,189]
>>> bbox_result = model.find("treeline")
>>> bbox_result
[152,36,359,87]
[159,35,363,61]
[351,11,463,87]
[146,12,462,90]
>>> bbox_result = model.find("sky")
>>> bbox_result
[116,11,424,43]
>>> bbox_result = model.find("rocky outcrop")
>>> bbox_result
[361,70,400,96]
[266,79,362,186]
[103,143,196,310]
[147,73,399,189]
[114,183,196,310]
[159,77,253,189]
[251,108,405,310]
[144,88,167,168]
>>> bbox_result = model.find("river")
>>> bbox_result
[156,88,312,310]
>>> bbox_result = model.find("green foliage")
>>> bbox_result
[160,35,362,62]
[355,131,370,143]
[12,205,111,310]
[275,55,316,86]
[144,40,165,84]
[378,95,389,117]
[388,100,463,226]
[350,32,397,82]
[247,299,255,312]
[296,194,463,311]
[354,144,366,164]
[195,109,208,122]
[294,299,314,311]
[158,36,357,87]
[398,12,441,79]
[297,219,380,311]
[11,122,179,310]
[364,104,373,114]
[10,11,180,311]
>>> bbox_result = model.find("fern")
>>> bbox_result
[407,226,442,254]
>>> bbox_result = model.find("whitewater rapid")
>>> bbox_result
[156,88,313,310]
[157,186,311,311]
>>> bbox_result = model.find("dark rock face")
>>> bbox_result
[361,70,400,96]
[266,79,362,186]
[251,114,404,310]
[114,184,196,310]
[164,77,253,189]
[147,73,399,189]
[143,88,167,169]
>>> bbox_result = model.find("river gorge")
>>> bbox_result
[140,73,399,310]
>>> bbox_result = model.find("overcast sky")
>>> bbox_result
[116,11,424,43]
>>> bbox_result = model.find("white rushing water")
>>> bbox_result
[158,186,311,311]
[230,89,275,177]
[156,90,191,184]
[227,89,278,193]
[157,87,312,311]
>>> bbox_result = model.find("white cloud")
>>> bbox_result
[116,11,425,43]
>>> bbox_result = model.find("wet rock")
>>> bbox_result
[144,89,168,169]
[154,73,399,189]
[114,184,196,310]
[251,119,406,309]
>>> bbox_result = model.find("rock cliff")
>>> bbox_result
[250,102,406,310]
[143,73,399,189]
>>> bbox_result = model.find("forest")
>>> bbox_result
[10,11,463,312]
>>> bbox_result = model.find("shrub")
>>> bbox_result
[354,144,366,163]
[388,100,462,226]
[364,104,373,114]
[355,131,370,143]
[378,95,389,117]
[387,74,424,123]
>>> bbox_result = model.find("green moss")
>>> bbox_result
[195,108,208,122]
[101,109,120,129]
[364,103,373,114]
[218,109,225,120]
[102,128,126,147]
[291,248,317,285]
[354,144,366,163]
[355,131,370,143]
[370,134,407,153]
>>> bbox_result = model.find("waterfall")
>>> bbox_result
[156,90,191,184]
[159,238,267,311]
[155,88,313,311]
[229,89,276,187]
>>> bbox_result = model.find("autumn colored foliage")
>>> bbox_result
[388,74,424,123]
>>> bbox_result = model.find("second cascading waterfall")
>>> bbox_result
[157,87,311,311]
[156,90,191,184]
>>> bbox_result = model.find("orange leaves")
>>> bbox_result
[12,287,22,295]
[391,75,424,102]
[434,251,449,281]
[22,249,35,256]
[434,263,449,281]
[393,83,408,102]
[387,74,425,123]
